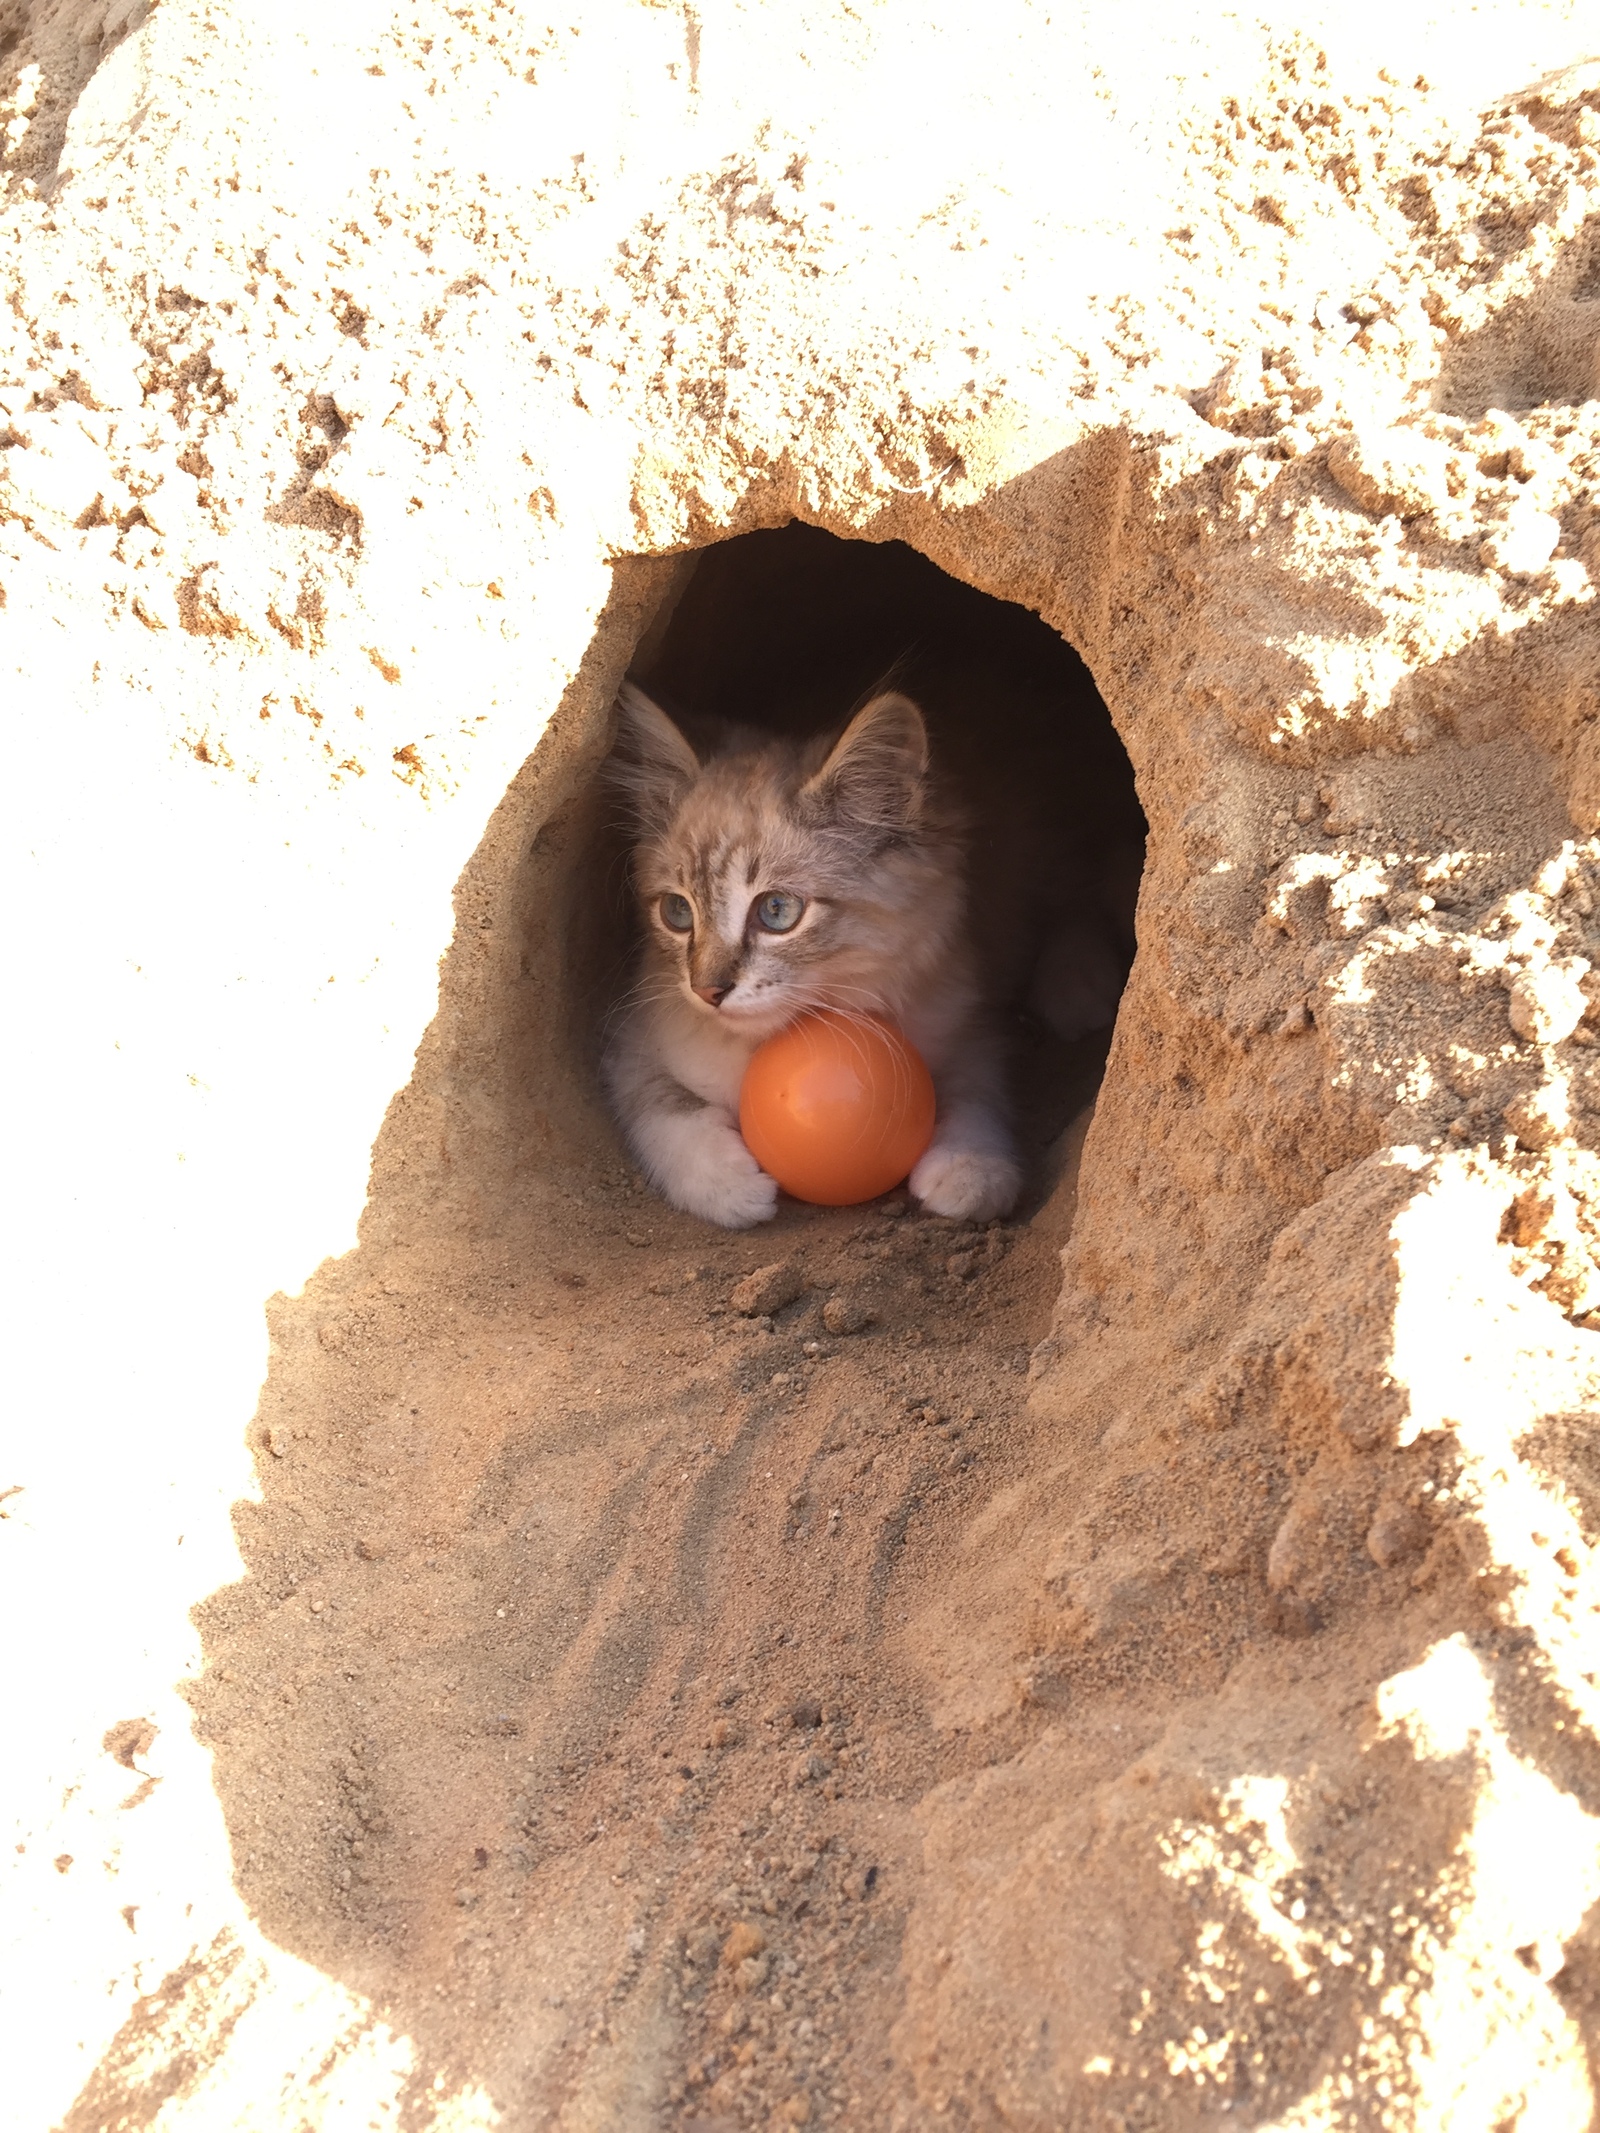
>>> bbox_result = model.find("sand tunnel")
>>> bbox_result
[13,5,1600,2130]
[155,518,1161,2130]
[339,520,1148,1256]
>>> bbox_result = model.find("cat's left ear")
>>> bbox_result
[801,693,929,829]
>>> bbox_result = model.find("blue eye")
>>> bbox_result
[659,893,693,933]
[756,891,805,934]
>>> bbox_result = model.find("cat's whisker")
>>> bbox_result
[810,988,892,1030]
[600,969,677,1037]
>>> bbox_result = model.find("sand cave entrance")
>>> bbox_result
[547,521,1147,1228]
[178,526,1152,2124]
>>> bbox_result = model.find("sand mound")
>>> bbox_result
[7,2,1600,2127]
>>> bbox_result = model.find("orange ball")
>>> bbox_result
[739,1011,936,1207]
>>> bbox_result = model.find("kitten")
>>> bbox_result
[604,681,1023,1229]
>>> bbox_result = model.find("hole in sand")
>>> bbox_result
[583,521,1146,1226]
[195,524,1147,2101]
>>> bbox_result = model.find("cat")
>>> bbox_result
[603,679,1027,1229]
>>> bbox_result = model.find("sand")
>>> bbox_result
[6,1,1600,2126]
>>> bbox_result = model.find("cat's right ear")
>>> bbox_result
[800,692,929,831]
[612,682,699,823]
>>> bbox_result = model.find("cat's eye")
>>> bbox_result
[755,891,805,934]
[659,892,694,933]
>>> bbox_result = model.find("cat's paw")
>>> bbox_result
[910,1144,1021,1223]
[665,1131,779,1229]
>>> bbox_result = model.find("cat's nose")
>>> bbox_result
[693,983,731,1008]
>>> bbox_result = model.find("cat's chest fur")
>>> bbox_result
[655,992,759,1110]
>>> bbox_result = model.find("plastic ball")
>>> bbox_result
[738,1010,937,1207]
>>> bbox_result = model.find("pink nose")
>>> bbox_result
[693,984,730,1007]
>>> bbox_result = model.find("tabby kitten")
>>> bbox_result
[604,681,1022,1229]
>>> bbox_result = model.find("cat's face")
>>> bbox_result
[615,684,956,1037]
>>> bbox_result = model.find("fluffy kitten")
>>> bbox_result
[604,681,1022,1229]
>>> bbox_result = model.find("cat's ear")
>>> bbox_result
[612,682,699,822]
[801,693,929,829]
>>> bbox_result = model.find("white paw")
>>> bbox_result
[910,1144,1021,1223]
[665,1130,779,1229]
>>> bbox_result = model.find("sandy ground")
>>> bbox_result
[75,1057,1104,2130]
[10,1,1600,2126]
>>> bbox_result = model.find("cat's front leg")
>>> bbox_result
[638,1096,780,1228]
[607,1045,777,1229]
[911,1114,1022,1223]
[909,1024,1021,1223]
